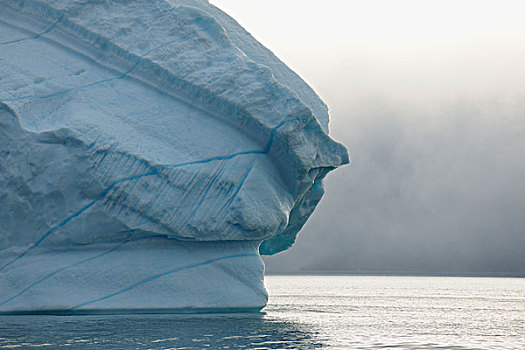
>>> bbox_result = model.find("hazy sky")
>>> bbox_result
[210,0,525,275]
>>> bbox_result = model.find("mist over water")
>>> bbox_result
[267,95,525,274]
[210,0,525,275]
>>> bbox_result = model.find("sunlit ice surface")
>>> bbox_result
[1,276,523,349]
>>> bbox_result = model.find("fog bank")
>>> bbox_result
[211,0,525,275]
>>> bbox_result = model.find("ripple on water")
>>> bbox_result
[1,276,524,350]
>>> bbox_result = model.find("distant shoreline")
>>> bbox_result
[264,271,525,278]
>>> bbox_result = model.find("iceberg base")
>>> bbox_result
[0,239,267,314]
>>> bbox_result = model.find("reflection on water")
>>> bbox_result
[1,276,524,349]
[0,313,324,349]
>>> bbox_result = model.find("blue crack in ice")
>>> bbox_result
[0,240,128,306]
[0,171,156,273]
[0,18,214,103]
[0,234,173,306]
[0,14,64,46]
[72,253,260,310]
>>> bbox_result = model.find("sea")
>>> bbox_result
[1,275,523,349]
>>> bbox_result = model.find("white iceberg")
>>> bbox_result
[0,0,348,314]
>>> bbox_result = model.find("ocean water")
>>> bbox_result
[1,275,523,349]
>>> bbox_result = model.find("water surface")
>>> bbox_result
[1,276,523,349]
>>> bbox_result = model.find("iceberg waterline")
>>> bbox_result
[0,0,348,313]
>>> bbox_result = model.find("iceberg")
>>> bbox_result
[0,0,348,314]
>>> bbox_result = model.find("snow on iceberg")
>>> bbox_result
[0,0,349,314]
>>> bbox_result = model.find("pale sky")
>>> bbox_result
[210,0,525,275]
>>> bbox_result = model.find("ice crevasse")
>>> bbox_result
[0,0,348,314]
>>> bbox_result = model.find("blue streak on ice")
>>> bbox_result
[0,202,94,273]
[0,234,168,306]
[72,253,259,310]
[160,117,302,171]
[0,5,208,47]
[0,19,214,103]
[0,15,64,46]
[220,163,253,217]
[0,118,302,273]
[0,171,157,273]
[0,241,128,306]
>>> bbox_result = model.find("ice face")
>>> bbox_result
[0,0,348,313]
